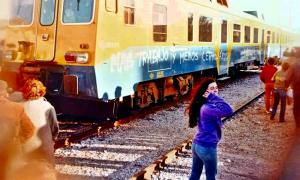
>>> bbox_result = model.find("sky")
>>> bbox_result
[0,0,299,32]
[229,0,300,32]
[0,0,9,21]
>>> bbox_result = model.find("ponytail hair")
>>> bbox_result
[186,77,215,128]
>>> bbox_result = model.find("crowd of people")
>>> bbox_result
[260,53,300,128]
[0,78,58,180]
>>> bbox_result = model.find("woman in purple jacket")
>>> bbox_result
[187,77,233,180]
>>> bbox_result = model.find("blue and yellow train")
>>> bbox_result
[1,0,297,119]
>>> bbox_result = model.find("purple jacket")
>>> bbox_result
[193,93,233,148]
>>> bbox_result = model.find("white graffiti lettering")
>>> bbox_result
[110,52,134,73]
[179,51,199,63]
[138,48,176,66]
[201,51,214,62]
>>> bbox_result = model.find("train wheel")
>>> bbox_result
[175,75,193,96]
[135,82,159,108]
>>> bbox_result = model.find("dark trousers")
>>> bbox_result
[271,89,286,122]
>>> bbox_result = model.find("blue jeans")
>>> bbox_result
[271,88,286,121]
[190,143,217,180]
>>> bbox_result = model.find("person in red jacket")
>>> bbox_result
[260,57,278,113]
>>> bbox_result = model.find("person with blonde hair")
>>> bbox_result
[0,79,35,180]
[270,62,289,122]
[21,78,59,166]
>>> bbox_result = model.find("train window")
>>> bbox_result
[233,24,241,43]
[105,0,118,13]
[221,20,227,43]
[199,16,212,42]
[244,26,250,43]
[40,0,55,25]
[124,0,135,24]
[188,13,193,41]
[253,28,258,43]
[272,32,275,43]
[9,0,34,25]
[277,33,280,43]
[153,4,167,42]
[62,0,94,23]
[267,31,271,43]
[262,29,265,43]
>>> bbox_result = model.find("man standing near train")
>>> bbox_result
[286,47,300,130]
[260,57,278,113]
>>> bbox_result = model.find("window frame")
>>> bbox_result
[253,27,258,43]
[198,16,213,42]
[153,4,167,42]
[61,0,95,25]
[40,0,56,26]
[105,0,118,13]
[244,26,251,43]
[267,30,271,43]
[8,0,35,27]
[188,13,193,42]
[221,20,227,43]
[261,29,265,43]
[233,24,241,43]
[123,0,135,25]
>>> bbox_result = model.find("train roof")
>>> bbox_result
[188,0,268,24]
[209,0,295,33]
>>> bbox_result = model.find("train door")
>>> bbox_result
[219,19,229,75]
[261,29,268,64]
[35,0,58,61]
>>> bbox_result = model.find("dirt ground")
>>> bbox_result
[219,97,298,180]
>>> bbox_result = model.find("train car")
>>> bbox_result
[1,0,296,119]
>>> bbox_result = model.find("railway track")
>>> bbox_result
[130,91,264,180]
[55,73,265,179]
[54,71,259,150]
[54,97,184,149]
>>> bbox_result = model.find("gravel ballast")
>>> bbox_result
[55,74,298,179]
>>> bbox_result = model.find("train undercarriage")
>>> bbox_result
[2,59,258,121]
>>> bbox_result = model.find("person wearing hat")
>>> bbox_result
[0,80,35,180]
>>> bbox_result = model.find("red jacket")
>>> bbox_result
[260,65,278,83]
